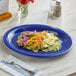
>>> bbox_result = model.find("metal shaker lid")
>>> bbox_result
[56,0,62,2]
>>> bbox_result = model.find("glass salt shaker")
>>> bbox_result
[49,0,56,16]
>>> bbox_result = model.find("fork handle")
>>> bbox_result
[13,63,35,76]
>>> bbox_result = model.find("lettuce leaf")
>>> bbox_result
[26,33,37,37]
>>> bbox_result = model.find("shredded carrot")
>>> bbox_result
[26,31,47,48]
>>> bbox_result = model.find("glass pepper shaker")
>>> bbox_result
[53,0,61,18]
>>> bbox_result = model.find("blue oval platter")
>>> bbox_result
[3,24,73,57]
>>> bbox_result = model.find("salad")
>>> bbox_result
[17,30,62,52]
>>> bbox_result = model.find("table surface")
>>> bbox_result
[0,0,76,76]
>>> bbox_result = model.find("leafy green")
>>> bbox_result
[32,49,39,52]
[26,33,37,37]
[18,35,22,40]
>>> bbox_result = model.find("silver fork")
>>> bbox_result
[3,56,35,76]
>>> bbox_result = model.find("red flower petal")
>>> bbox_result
[19,0,34,5]
[29,0,34,3]
[20,0,28,5]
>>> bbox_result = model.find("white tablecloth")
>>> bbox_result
[0,0,76,76]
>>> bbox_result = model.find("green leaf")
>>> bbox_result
[26,33,37,37]
[18,35,22,40]
[33,49,39,52]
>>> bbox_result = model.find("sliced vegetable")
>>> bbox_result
[17,30,62,52]
[26,33,37,37]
